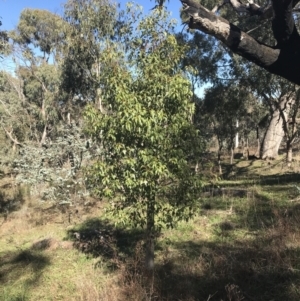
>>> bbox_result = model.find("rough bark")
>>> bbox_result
[180,0,300,85]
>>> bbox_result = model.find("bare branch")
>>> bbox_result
[212,0,230,13]
[211,0,273,18]
[2,126,23,147]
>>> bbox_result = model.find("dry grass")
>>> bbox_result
[2,155,300,300]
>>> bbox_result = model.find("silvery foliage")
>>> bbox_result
[13,122,101,204]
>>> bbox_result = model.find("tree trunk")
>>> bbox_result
[40,124,47,146]
[230,147,234,165]
[260,96,293,159]
[255,127,260,157]
[243,138,249,160]
[235,120,239,149]
[217,142,223,175]
[145,198,155,272]
[286,140,293,167]
[260,110,284,159]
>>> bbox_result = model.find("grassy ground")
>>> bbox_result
[2,154,300,300]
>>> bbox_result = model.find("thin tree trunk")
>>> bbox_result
[40,124,47,146]
[255,126,260,157]
[286,140,293,167]
[230,147,234,165]
[145,197,155,295]
[145,197,155,272]
[217,145,223,175]
[2,126,23,149]
[245,138,249,160]
[235,119,239,149]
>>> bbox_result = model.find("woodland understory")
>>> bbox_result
[2,0,300,300]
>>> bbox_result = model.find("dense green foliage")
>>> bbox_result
[84,8,203,231]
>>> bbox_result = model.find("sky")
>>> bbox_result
[0,0,208,95]
[0,0,183,31]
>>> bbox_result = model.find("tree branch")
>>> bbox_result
[272,0,299,46]
[212,0,273,18]
[181,0,279,67]
[2,126,23,147]
[180,0,300,85]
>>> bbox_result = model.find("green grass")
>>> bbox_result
[2,155,300,300]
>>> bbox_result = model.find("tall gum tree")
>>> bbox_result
[244,64,300,161]
[174,2,300,161]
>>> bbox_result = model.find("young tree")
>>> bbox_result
[85,6,203,275]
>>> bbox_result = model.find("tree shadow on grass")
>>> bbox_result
[65,202,300,301]
[0,187,26,216]
[66,218,145,263]
[65,212,300,301]
[257,173,300,185]
[153,198,300,301]
[154,236,300,301]
[0,249,50,300]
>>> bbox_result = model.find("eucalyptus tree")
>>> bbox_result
[200,82,260,173]
[17,63,62,145]
[10,9,66,63]
[8,9,69,146]
[245,65,300,161]
[179,0,300,85]
[61,0,120,104]
[176,2,300,162]
[5,8,91,201]
[84,5,203,275]
[0,19,8,56]
[0,71,30,167]
[13,122,93,203]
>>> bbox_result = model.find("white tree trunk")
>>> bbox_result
[260,97,291,159]
[235,119,239,149]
